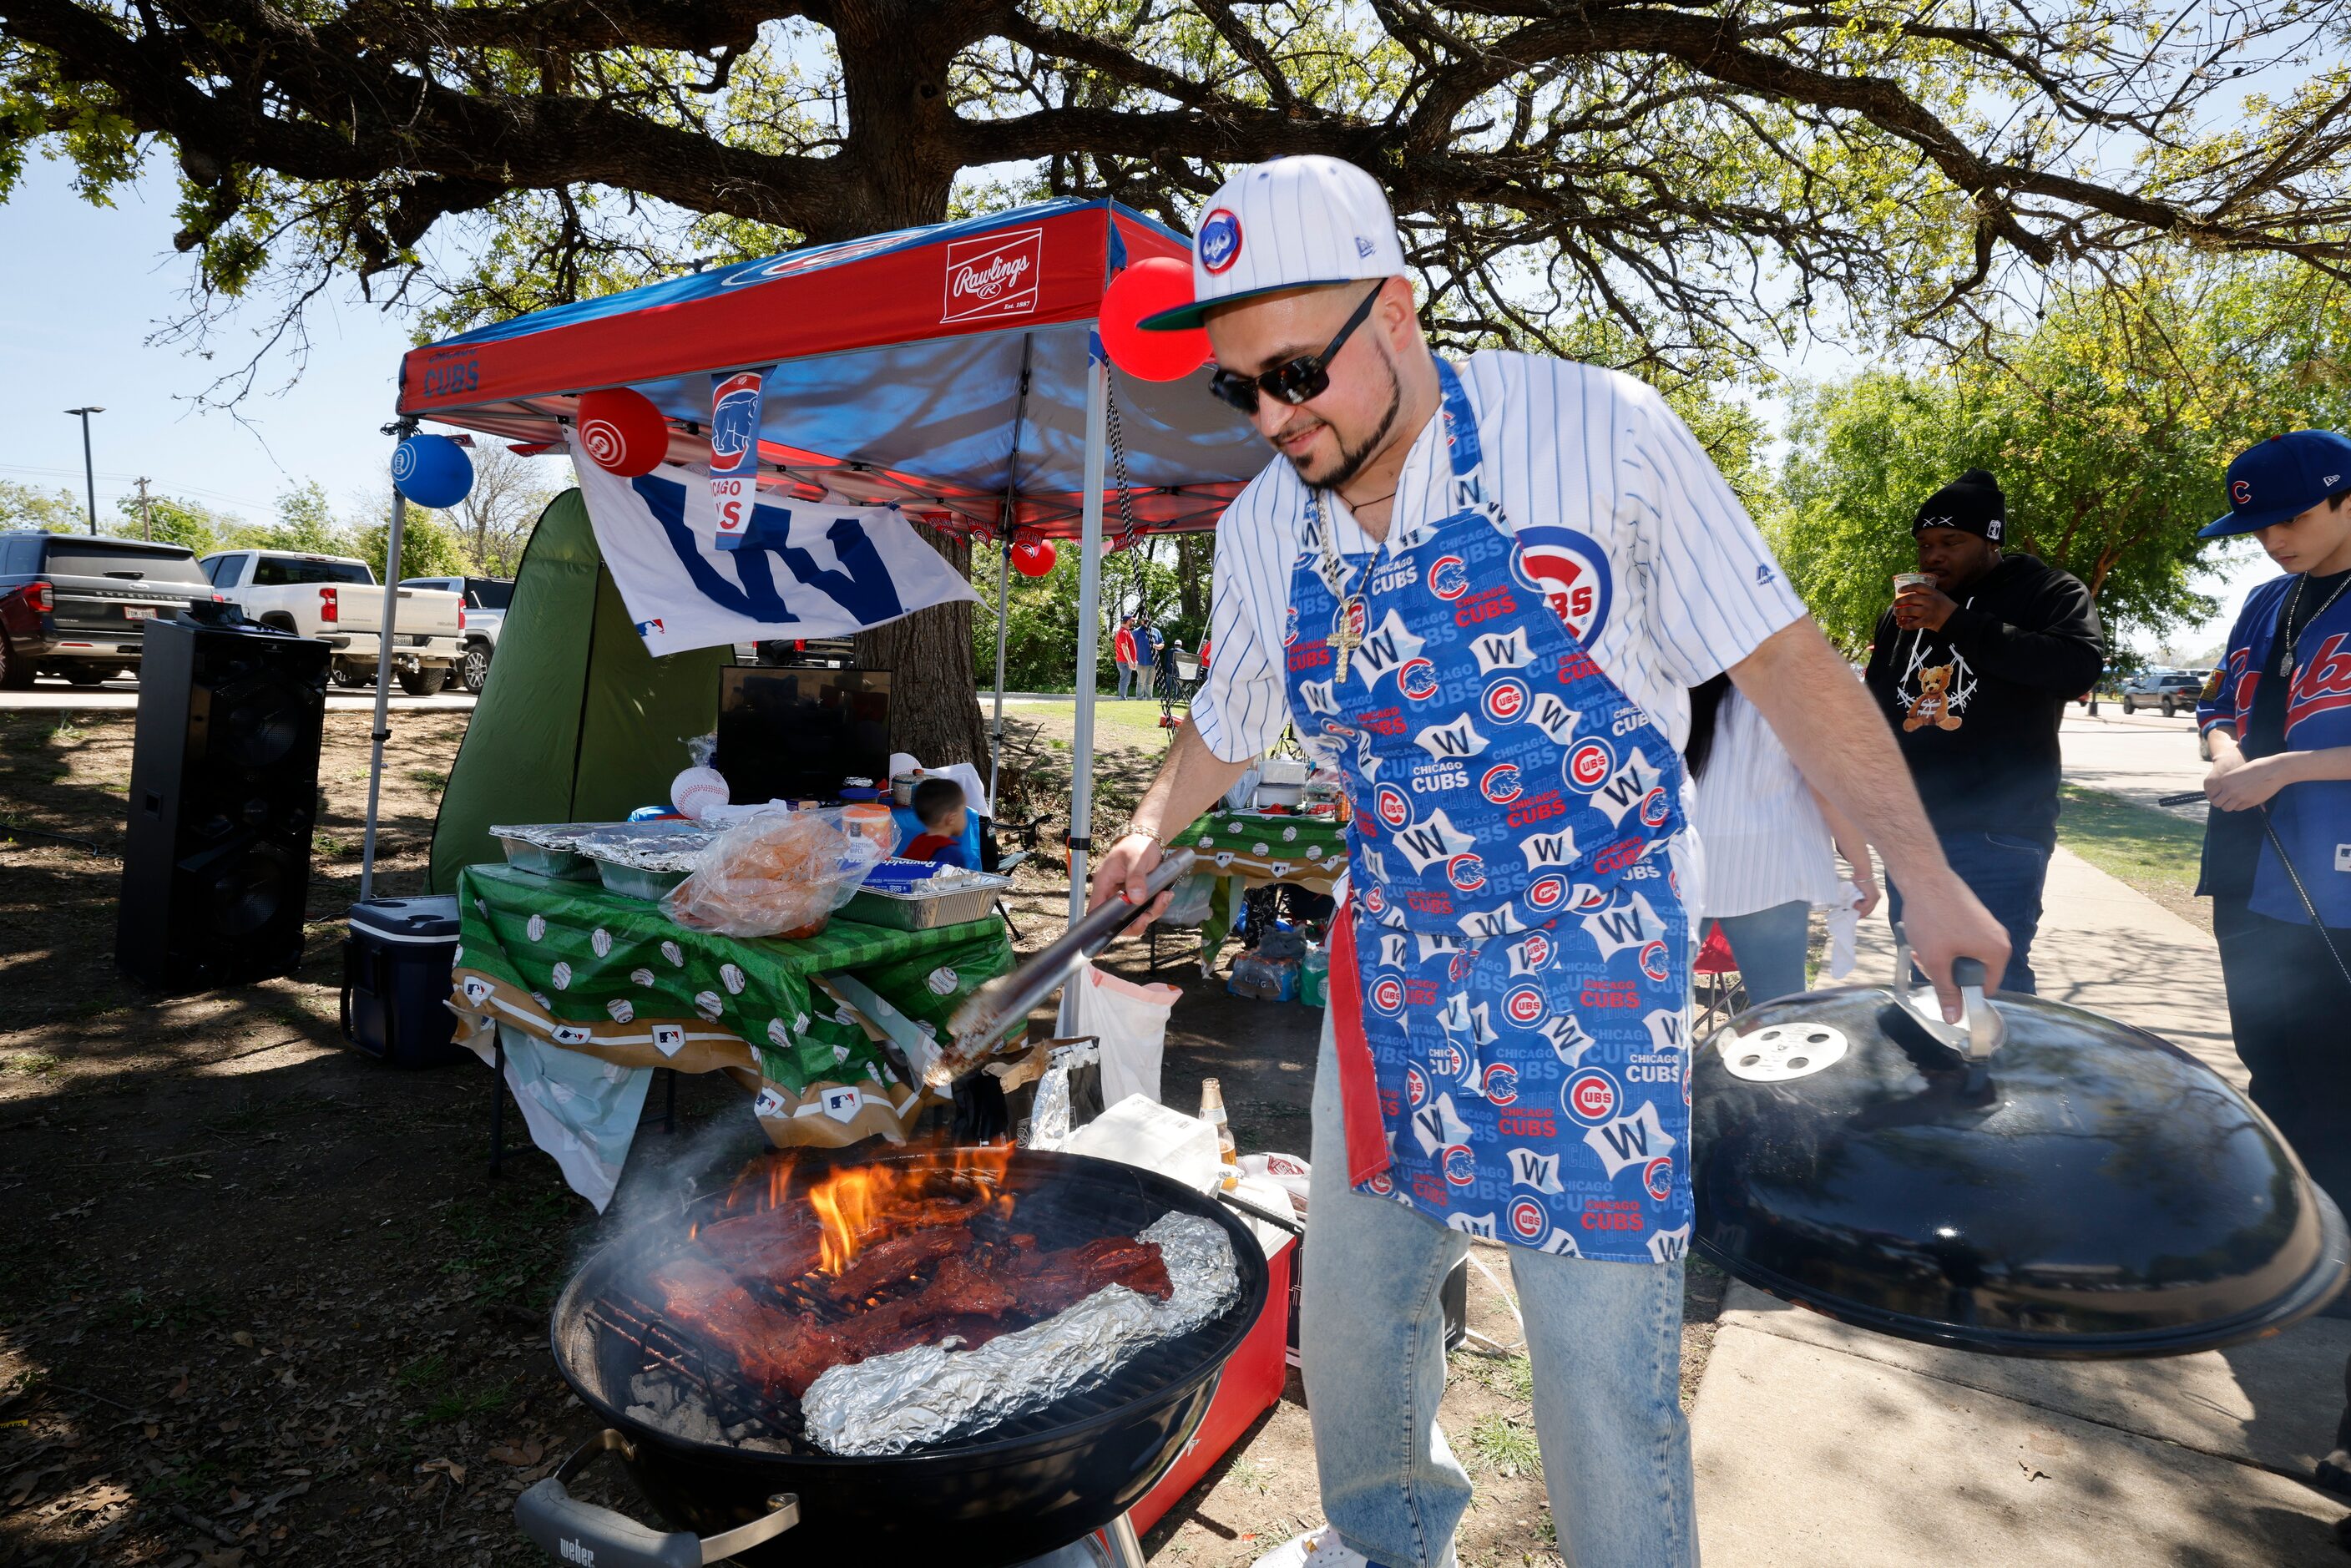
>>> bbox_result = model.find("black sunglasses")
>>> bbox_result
[1207,284,1383,415]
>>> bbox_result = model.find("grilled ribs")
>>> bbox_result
[651,1214,1174,1400]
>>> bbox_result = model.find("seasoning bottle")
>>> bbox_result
[1200,1077,1241,1190]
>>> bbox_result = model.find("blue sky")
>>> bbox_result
[0,150,2267,655]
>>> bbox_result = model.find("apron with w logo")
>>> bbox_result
[1287,361,1693,1262]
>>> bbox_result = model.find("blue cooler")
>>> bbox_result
[341,897,467,1068]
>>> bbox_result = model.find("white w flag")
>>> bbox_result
[566,430,977,656]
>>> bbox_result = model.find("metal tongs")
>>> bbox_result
[1891,924,2005,1063]
[928,849,1199,1088]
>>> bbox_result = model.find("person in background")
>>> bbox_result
[902,778,971,867]
[1132,617,1160,700]
[1114,615,1140,701]
[1686,673,1880,1003]
[2196,432,2351,1345]
[1863,468,2104,993]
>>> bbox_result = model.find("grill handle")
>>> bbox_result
[516,1429,800,1567]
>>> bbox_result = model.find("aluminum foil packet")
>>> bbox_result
[801,1212,1240,1456]
[576,822,718,871]
[488,822,605,852]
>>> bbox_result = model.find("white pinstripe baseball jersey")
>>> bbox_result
[1191,351,1807,783]
[1691,687,1839,918]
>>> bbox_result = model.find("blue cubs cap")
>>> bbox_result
[2200,429,2351,539]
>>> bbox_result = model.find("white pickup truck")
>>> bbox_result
[200,549,466,694]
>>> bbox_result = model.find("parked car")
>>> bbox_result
[202,549,463,694]
[2117,670,2206,717]
[401,574,513,691]
[0,531,210,687]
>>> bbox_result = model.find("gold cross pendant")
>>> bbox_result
[1332,599,1366,682]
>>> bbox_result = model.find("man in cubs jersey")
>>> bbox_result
[1093,157,2007,1568]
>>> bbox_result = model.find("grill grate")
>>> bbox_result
[570,1161,1239,1456]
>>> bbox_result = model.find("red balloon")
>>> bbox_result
[1012,538,1058,577]
[574,387,670,476]
[1099,257,1211,382]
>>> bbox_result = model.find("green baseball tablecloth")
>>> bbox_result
[450,863,1011,1146]
[1167,810,1349,964]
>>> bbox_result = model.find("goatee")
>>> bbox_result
[1290,359,1403,494]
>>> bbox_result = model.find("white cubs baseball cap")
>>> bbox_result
[1138,155,1408,331]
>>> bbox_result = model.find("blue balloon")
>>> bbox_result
[391,434,474,508]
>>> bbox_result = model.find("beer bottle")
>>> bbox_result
[1200,1077,1241,1190]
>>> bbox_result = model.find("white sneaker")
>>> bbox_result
[1250,1527,1378,1568]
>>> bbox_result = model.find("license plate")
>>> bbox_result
[123,605,158,620]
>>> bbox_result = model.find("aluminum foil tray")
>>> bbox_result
[842,867,1009,930]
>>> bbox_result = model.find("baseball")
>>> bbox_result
[671,766,731,821]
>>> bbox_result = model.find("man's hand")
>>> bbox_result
[2206,751,2297,812]
[1849,868,1882,919]
[1898,867,2012,1020]
[1088,832,1173,923]
[1892,582,1958,632]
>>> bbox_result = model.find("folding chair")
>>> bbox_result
[1694,920,1747,1036]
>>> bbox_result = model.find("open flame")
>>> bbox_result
[802,1143,1014,1276]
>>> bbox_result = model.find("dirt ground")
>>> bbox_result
[0,701,1722,1568]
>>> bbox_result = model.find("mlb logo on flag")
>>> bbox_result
[943,227,1044,323]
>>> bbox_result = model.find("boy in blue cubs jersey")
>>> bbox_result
[2194,429,2351,1495]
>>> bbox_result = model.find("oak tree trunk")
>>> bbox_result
[856,523,989,771]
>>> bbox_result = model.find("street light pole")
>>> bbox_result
[63,407,104,535]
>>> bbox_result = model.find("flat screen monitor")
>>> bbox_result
[715,666,892,804]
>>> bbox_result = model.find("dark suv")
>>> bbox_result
[0,532,211,687]
[2117,671,2207,717]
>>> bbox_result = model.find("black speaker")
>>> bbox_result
[118,611,330,991]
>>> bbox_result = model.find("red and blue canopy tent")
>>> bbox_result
[395,198,1262,918]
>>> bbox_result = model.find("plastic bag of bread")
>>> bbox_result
[660,808,884,939]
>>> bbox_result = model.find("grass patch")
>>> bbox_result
[437,1186,578,1308]
[48,719,88,746]
[1467,1412,1541,1476]
[1003,700,1183,741]
[3,1050,60,1077]
[2056,784,2209,932]
[1454,1349,1534,1403]
[395,1352,450,1391]
[407,767,450,794]
[415,1382,513,1425]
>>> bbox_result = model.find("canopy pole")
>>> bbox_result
[1066,349,1110,929]
[357,435,411,904]
[988,536,1011,814]
[989,336,1034,819]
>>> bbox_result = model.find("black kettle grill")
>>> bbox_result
[1692,945,2348,1358]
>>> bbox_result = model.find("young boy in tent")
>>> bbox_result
[902,778,972,868]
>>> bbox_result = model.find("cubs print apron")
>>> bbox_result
[1287,360,1694,1264]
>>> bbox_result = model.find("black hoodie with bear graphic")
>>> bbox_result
[1863,554,2105,847]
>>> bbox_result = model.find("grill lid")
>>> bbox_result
[1691,977,2348,1357]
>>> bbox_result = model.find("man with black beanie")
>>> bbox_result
[1863,468,2105,993]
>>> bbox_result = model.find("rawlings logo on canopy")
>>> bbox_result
[943,227,1043,322]
[564,429,977,655]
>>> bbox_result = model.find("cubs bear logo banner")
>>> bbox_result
[708,368,768,549]
[564,428,978,655]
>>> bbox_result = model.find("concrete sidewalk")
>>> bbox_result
[1691,847,2351,1565]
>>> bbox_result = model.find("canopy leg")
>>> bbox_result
[1066,352,1109,936]
[358,464,407,903]
[988,535,1011,815]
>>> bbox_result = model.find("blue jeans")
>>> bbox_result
[1709,899,1811,1006]
[1302,1015,1696,1568]
[1887,830,2050,994]
[1116,662,1139,700]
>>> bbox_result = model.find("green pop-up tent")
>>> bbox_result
[428,489,731,893]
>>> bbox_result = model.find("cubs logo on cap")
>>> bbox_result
[1197,208,1242,274]
[1138,156,1412,331]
